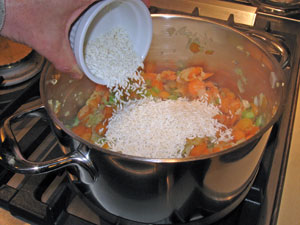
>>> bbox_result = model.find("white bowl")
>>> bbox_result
[69,0,152,85]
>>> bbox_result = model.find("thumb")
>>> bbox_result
[50,39,84,79]
[69,63,84,79]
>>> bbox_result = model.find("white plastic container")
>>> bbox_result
[69,0,152,84]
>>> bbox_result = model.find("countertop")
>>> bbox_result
[276,82,300,225]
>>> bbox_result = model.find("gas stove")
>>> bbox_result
[0,1,300,225]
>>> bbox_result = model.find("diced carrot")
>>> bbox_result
[77,105,92,121]
[95,84,109,92]
[230,115,240,127]
[152,79,164,91]
[214,113,239,128]
[102,142,109,149]
[160,70,177,81]
[101,91,110,104]
[95,121,108,136]
[219,97,230,114]
[212,146,222,153]
[205,82,219,94]
[230,99,242,113]
[189,143,209,156]
[246,126,259,139]
[220,88,229,95]
[226,91,236,99]
[103,106,113,119]
[221,88,236,99]
[250,103,259,116]
[189,42,201,53]
[72,125,92,141]
[214,114,227,124]
[234,118,253,132]
[87,94,102,108]
[232,129,246,142]
[187,79,205,97]
[205,50,214,55]
[188,67,203,80]
[202,72,214,80]
[159,91,170,99]
[180,67,203,81]
[143,72,157,81]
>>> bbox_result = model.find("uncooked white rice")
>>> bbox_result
[85,27,146,104]
[105,97,233,158]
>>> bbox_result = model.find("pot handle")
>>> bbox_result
[0,100,97,184]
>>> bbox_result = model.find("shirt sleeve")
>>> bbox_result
[0,0,5,32]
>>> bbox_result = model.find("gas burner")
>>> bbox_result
[0,50,45,87]
[0,49,44,110]
[0,81,32,109]
[248,0,300,16]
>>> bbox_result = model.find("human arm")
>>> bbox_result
[0,0,98,78]
[0,0,151,78]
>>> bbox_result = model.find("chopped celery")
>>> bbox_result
[255,115,264,127]
[214,97,221,105]
[168,89,181,100]
[72,117,80,127]
[151,87,160,94]
[181,143,193,157]
[207,142,215,149]
[254,95,259,106]
[234,68,243,76]
[108,93,116,105]
[188,137,203,145]
[242,99,250,109]
[86,113,104,127]
[237,79,245,93]
[91,132,106,146]
[145,80,151,86]
[145,90,152,97]
[242,109,255,119]
[103,93,116,105]
[168,95,179,100]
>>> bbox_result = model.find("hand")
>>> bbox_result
[1,0,150,78]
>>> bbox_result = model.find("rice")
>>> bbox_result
[85,27,146,104]
[105,97,232,158]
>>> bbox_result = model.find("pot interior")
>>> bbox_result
[42,15,286,159]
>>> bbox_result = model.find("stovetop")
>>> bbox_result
[1,1,300,225]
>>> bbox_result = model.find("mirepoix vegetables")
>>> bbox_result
[67,66,269,158]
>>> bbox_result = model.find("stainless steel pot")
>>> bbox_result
[0,15,286,224]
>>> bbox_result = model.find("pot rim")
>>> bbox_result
[40,14,287,163]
